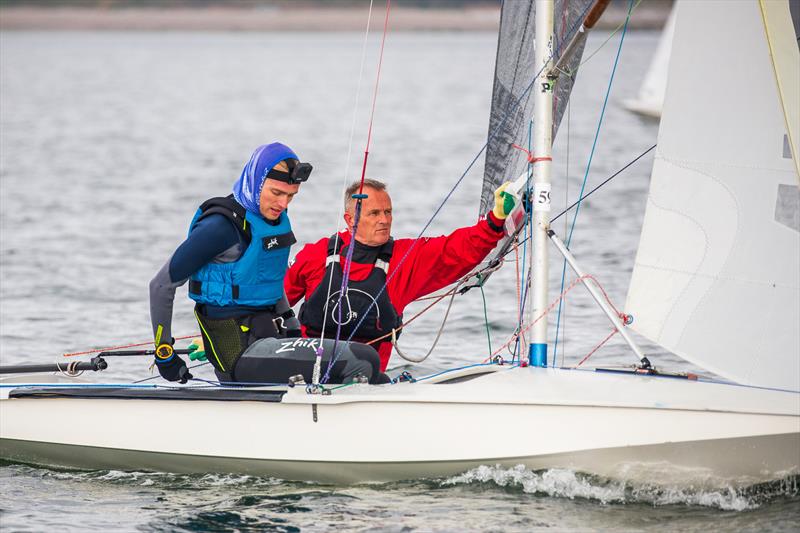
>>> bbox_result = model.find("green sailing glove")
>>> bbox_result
[187,337,207,362]
[492,182,517,219]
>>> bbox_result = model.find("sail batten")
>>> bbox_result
[625,0,800,391]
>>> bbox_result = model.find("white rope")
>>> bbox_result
[313,0,376,385]
[55,360,84,377]
[561,97,571,367]
[391,279,463,364]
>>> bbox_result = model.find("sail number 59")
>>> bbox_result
[533,183,551,212]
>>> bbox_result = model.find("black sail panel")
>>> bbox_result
[479,0,592,215]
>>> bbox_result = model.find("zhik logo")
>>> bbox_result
[276,337,320,354]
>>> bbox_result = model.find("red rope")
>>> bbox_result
[365,285,456,346]
[358,0,392,195]
[63,334,198,357]
[484,275,588,362]
[511,143,553,164]
[574,328,619,367]
[484,273,630,363]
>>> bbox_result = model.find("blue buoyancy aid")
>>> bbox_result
[188,198,295,308]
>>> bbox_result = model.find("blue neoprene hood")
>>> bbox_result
[232,143,299,214]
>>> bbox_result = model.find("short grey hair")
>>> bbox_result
[344,178,388,211]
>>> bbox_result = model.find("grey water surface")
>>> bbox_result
[1,30,798,532]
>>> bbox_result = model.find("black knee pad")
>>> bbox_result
[233,337,382,385]
[349,342,382,383]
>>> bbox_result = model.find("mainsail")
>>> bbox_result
[625,0,800,391]
[479,0,592,215]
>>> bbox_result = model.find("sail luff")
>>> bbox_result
[759,0,800,182]
[479,0,593,216]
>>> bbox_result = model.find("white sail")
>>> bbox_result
[623,1,676,118]
[625,0,800,391]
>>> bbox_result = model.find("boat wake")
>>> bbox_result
[0,462,295,488]
[4,460,798,512]
[441,465,800,511]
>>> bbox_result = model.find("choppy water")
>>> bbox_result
[1,29,798,531]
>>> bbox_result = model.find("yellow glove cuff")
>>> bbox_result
[493,182,515,219]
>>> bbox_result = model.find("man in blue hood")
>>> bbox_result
[148,142,312,383]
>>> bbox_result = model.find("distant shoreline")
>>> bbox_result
[0,5,671,32]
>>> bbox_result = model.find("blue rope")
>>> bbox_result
[134,361,210,383]
[5,369,795,394]
[319,1,596,383]
[565,366,800,395]
[0,383,161,389]
[552,0,634,364]
[513,120,535,362]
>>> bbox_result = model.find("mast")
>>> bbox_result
[529,0,555,367]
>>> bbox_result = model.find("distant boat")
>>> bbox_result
[623,1,676,118]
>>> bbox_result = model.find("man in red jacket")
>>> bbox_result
[285,178,515,372]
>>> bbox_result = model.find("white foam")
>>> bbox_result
[442,465,788,511]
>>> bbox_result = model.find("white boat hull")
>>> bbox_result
[2,367,798,486]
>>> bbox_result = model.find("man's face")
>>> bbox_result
[259,177,300,220]
[345,187,393,246]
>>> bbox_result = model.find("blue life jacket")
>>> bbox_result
[187,196,295,308]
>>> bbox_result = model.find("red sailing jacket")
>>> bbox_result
[285,213,506,371]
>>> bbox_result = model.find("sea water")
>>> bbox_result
[1,30,798,532]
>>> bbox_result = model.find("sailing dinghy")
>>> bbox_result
[1,0,798,486]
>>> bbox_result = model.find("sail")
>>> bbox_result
[622,2,676,119]
[760,0,800,180]
[479,0,592,215]
[625,0,800,391]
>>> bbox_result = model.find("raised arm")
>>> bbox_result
[399,213,505,303]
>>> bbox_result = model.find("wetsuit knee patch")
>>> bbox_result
[195,313,244,373]
[349,342,381,380]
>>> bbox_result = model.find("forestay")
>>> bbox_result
[479,0,592,215]
[625,0,800,391]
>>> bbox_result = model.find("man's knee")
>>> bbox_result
[349,343,381,378]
